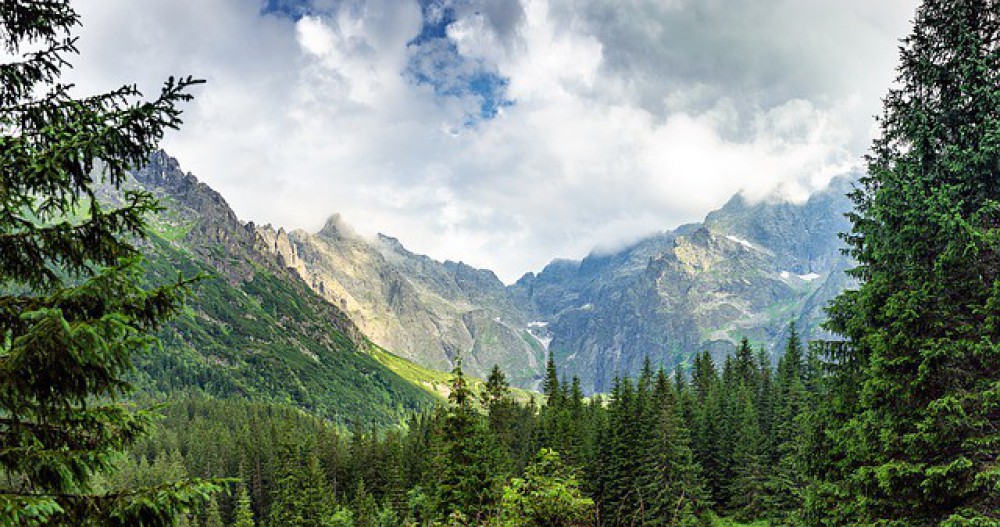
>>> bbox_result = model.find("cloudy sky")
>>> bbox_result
[70,0,919,282]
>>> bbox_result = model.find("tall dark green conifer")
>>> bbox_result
[203,497,223,527]
[484,364,510,410]
[542,351,561,406]
[650,369,705,524]
[0,1,216,524]
[726,385,768,521]
[690,352,724,506]
[821,1,1000,524]
[432,357,509,523]
[267,442,333,527]
[769,324,808,517]
[231,484,256,527]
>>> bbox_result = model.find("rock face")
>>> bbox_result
[511,176,856,392]
[255,220,546,387]
[254,171,855,393]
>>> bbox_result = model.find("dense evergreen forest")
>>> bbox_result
[2,0,998,525]
[110,331,820,526]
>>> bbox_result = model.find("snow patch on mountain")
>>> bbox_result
[725,235,757,250]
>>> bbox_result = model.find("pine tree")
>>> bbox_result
[542,351,561,406]
[691,350,717,402]
[231,484,256,527]
[600,376,651,526]
[689,352,724,507]
[203,496,223,527]
[377,432,407,519]
[432,357,509,523]
[484,364,511,409]
[268,441,334,527]
[0,2,217,524]
[733,338,757,388]
[713,354,739,507]
[726,385,769,521]
[650,369,705,525]
[632,359,669,526]
[754,347,774,455]
[769,324,808,517]
[821,1,1000,524]
[351,479,377,527]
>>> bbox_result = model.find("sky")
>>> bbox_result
[69,0,920,283]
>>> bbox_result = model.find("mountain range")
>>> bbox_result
[244,158,857,393]
[123,151,856,401]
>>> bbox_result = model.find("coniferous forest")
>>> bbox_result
[2,0,999,526]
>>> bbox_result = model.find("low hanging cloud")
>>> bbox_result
[69,0,918,282]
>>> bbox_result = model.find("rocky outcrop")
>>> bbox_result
[255,217,546,387]
[130,151,369,348]
[510,176,856,392]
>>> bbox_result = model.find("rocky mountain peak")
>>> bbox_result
[132,150,237,227]
[318,214,358,241]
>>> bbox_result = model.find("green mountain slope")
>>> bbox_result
[125,152,437,425]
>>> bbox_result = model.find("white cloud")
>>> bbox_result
[296,16,337,56]
[68,0,918,282]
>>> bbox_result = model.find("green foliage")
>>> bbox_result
[497,449,595,527]
[120,339,828,527]
[328,506,354,527]
[203,496,223,527]
[231,484,255,527]
[429,358,510,523]
[267,443,334,527]
[0,1,223,524]
[815,0,1000,524]
[543,351,561,406]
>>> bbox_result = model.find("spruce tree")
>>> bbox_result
[484,364,511,410]
[542,351,561,406]
[822,0,1000,524]
[350,479,377,527]
[630,360,662,525]
[231,484,256,527]
[203,496,223,527]
[769,325,808,517]
[0,1,217,525]
[432,357,508,523]
[267,441,334,527]
[726,385,769,521]
[650,369,705,524]
[690,353,724,507]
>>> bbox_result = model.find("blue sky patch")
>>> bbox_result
[260,0,315,19]
[262,0,514,123]
[406,0,514,123]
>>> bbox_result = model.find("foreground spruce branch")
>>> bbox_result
[0,2,221,525]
